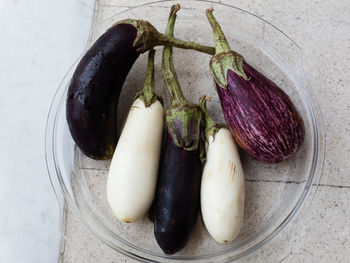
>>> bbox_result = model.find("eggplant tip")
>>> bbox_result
[207,7,214,12]
[171,3,181,14]
[154,228,185,255]
[202,95,213,102]
[163,248,175,255]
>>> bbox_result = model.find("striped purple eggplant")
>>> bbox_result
[66,18,214,159]
[206,8,304,163]
[153,5,202,254]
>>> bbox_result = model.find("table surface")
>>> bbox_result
[58,0,350,262]
[0,0,95,262]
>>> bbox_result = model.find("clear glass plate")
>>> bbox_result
[45,1,325,262]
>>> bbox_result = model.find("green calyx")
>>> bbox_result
[115,17,215,55]
[199,95,226,141]
[166,103,202,150]
[206,8,249,88]
[210,50,249,89]
[115,19,162,53]
[135,49,162,107]
[163,4,202,151]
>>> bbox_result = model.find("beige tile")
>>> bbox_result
[62,170,350,261]
[60,206,138,263]
[62,175,310,262]
[284,186,350,262]
[303,50,350,186]
[238,185,350,262]
[76,150,110,170]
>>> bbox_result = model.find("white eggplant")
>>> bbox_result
[107,50,164,223]
[199,96,245,243]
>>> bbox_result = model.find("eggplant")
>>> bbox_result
[199,96,244,243]
[154,4,202,254]
[67,18,215,159]
[155,133,201,254]
[206,8,305,163]
[107,50,164,223]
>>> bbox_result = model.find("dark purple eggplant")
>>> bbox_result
[154,5,202,254]
[155,133,201,254]
[206,8,305,163]
[67,19,214,159]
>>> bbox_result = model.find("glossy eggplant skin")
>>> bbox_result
[154,132,202,255]
[66,23,139,159]
[217,62,305,163]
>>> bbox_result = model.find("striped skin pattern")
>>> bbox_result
[216,62,305,163]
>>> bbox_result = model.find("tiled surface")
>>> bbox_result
[61,186,350,262]
[286,186,350,262]
[61,0,350,262]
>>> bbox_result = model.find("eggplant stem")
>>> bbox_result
[162,4,187,104]
[199,95,216,130]
[117,18,215,55]
[136,49,161,107]
[157,4,215,55]
[206,8,230,54]
[199,95,226,140]
[162,4,203,151]
[142,49,155,93]
[157,35,215,55]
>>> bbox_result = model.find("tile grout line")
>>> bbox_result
[80,167,109,171]
[245,178,307,184]
[78,168,350,189]
[245,178,350,189]
[99,4,199,9]
[317,183,350,189]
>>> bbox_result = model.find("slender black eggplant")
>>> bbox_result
[206,8,305,163]
[154,4,202,255]
[66,17,215,159]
